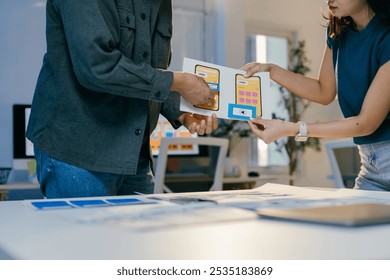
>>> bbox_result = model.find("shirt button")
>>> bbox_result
[135,129,142,136]
[141,13,146,20]
[142,51,148,58]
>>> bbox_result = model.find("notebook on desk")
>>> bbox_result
[257,203,390,227]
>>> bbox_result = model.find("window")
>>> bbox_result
[170,0,215,71]
[245,34,290,167]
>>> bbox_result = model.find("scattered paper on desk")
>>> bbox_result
[148,183,380,211]
[180,58,271,120]
[67,203,257,232]
[23,183,390,232]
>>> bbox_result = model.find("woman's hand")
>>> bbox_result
[241,62,272,78]
[248,118,299,144]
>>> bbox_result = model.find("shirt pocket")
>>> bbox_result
[156,21,173,69]
[117,8,136,56]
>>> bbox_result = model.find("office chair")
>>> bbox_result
[153,137,229,193]
[324,139,359,188]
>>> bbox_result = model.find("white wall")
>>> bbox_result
[215,0,246,68]
[0,0,46,168]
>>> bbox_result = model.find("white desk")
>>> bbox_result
[1,183,390,260]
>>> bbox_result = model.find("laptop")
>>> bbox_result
[256,203,390,227]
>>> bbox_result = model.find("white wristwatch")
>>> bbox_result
[295,121,309,142]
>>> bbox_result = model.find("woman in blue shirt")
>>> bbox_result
[243,0,390,191]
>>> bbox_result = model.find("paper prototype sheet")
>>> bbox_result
[180,58,271,121]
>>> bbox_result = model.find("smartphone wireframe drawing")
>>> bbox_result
[194,65,220,111]
[235,74,262,117]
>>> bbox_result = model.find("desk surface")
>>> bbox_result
[1,183,390,260]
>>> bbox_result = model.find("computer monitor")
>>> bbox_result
[13,104,34,160]
[150,115,201,156]
[324,139,359,188]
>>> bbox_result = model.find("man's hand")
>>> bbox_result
[171,72,215,105]
[178,113,218,135]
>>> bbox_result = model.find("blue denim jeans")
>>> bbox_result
[355,140,390,191]
[34,147,154,198]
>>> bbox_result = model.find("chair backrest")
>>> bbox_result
[153,137,229,193]
[324,139,359,188]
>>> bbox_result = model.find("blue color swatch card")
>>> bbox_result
[29,197,157,210]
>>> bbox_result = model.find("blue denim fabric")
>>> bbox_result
[354,140,390,191]
[34,147,154,198]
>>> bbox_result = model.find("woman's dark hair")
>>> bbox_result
[368,0,390,22]
[327,0,390,39]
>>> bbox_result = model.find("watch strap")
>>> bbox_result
[298,121,307,135]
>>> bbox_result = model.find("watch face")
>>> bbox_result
[295,134,308,142]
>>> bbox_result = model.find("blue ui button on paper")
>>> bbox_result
[228,104,256,120]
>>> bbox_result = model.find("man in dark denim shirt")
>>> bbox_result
[26,0,217,198]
